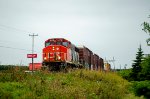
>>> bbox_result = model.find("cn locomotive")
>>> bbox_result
[42,38,104,71]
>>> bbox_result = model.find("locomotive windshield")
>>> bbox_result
[56,41,62,45]
[45,40,69,47]
[45,41,55,47]
[45,42,50,47]
[62,42,68,47]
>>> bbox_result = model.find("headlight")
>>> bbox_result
[44,57,47,60]
[58,56,61,60]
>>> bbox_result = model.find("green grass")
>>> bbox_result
[0,69,143,99]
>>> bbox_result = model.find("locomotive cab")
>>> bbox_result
[42,38,76,70]
[43,38,71,62]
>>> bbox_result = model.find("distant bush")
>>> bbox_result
[118,69,132,80]
[0,65,28,71]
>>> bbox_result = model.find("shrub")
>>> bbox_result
[131,81,150,98]
[0,69,142,99]
[117,69,131,80]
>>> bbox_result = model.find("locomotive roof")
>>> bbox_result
[77,45,92,52]
[45,38,70,42]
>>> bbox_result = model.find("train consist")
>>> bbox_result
[42,38,104,71]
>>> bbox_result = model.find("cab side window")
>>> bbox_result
[62,42,68,47]
[51,41,55,45]
[45,42,50,47]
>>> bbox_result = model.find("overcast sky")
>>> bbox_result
[0,0,150,69]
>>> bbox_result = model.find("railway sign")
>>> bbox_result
[27,54,37,58]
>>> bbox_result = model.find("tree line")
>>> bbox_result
[119,15,150,98]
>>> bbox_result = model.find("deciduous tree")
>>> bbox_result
[140,56,150,80]
[142,15,150,34]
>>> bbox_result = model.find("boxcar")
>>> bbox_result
[78,46,93,69]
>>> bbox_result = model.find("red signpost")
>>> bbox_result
[29,63,42,70]
[27,54,37,58]
[27,54,38,72]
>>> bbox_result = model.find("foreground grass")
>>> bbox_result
[0,69,143,99]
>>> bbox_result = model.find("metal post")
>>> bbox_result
[124,64,127,70]
[120,64,121,71]
[112,57,115,71]
[29,33,38,72]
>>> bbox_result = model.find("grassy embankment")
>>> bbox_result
[0,68,143,99]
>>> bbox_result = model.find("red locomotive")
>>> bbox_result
[42,38,80,70]
[42,38,104,71]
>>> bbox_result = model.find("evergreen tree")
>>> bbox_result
[130,45,144,81]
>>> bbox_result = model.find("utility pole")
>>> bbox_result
[120,64,121,71]
[112,57,115,71]
[124,64,127,70]
[29,33,38,72]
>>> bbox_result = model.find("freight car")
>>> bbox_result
[78,45,93,69]
[42,38,104,71]
[77,45,104,71]
[99,58,104,70]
